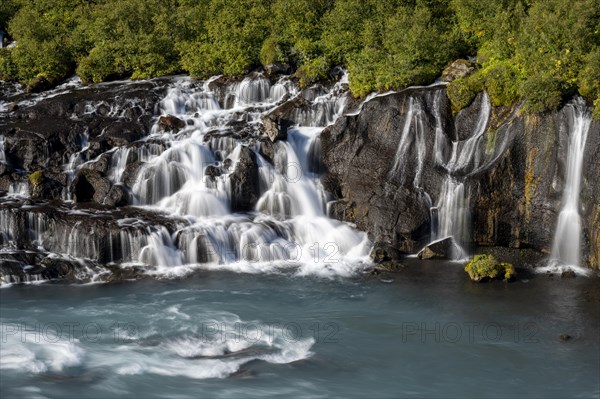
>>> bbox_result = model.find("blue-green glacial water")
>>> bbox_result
[1,262,599,398]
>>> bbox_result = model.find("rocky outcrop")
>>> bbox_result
[71,169,111,203]
[321,87,450,253]
[0,199,182,265]
[261,96,311,142]
[0,78,167,202]
[418,237,456,260]
[321,86,600,268]
[229,146,260,212]
[442,59,474,82]
[158,114,185,132]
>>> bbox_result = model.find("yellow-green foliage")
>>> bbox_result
[28,170,44,188]
[0,0,597,118]
[447,72,484,114]
[465,254,516,282]
[295,56,329,88]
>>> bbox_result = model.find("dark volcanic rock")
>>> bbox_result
[158,114,185,132]
[30,172,63,201]
[0,78,165,175]
[321,84,600,269]
[321,87,450,253]
[104,185,128,207]
[418,237,456,260]
[261,96,311,142]
[229,146,260,212]
[71,169,111,203]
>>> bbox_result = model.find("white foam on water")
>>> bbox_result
[90,314,315,380]
[0,334,85,374]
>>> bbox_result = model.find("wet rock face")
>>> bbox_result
[261,96,311,142]
[71,169,111,203]
[321,86,600,268]
[0,78,167,202]
[229,146,260,212]
[158,114,185,132]
[321,87,451,253]
[418,237,456,260]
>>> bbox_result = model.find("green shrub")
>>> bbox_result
[295,56,329,88]
[519,74,563,114]
[465,254,516,282]
[0,48,17,81]
[482,62,520,107]
[260,37,285,67]
[0,0,597,114]
[447,72,484,114]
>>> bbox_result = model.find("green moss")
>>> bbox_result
[465,254,516,282]
[0,49,18,81]
[28,170,44,188]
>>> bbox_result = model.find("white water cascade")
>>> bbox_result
[548,99,591,271]
[0,134,6,164]
[430,92,491,258]
[0,72,372,281]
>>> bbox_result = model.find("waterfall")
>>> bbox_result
[0,72,372,280]
[548,99,591,270]
[429,92,491,258]
[0,134,6,164]
[389,97,427,188]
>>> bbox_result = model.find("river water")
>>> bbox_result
[1,263,598,398]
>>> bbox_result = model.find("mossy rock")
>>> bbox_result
[465,254,516,282]
[28,170,44,188]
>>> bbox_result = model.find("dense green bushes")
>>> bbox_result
[450,0,599,115]
[0,0,598,116]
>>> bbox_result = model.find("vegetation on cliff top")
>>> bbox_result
[0,0,598,116]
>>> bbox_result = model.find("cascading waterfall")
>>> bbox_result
[0,134,6,164]
[386,88,491,258]
[0,71,372,282]
[389,96,427,188]
[62,131,90,200]
[430,92,491,258]
[547,99,591,271]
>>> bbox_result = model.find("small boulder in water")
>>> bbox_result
[370,242,405,273]
[158,114,185,132]
[370,242,403,263]
[559,334,572,342]
[204,165,222,178]
[464,254,516,282]
[561,270,576,278]
[261,114,289,142]
[261,96,311,142]
[417,237,456,260]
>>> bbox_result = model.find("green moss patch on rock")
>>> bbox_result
[28,170,44,188]
[464,254,516,282]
